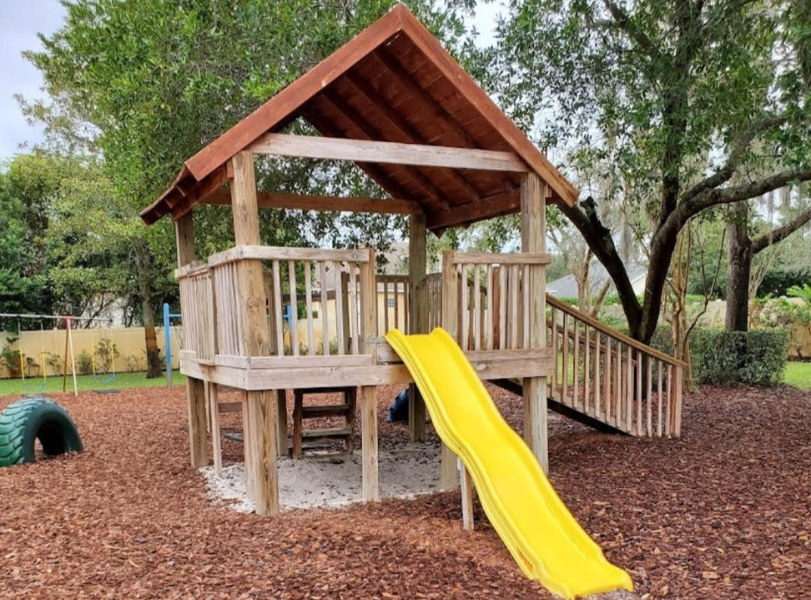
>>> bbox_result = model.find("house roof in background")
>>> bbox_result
[547,264,647,298]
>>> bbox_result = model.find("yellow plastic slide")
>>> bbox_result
[386,328,633,599]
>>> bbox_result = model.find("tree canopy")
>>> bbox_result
[495,0,810,341]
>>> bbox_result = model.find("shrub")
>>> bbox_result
[692,329,789,385]
[76,350,93,376]
[1,337,22,377]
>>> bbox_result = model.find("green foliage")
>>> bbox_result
[0,337,22,377]
[492,0,810,341]
[94,338,120,373]
[784,362,811,391]
[755,266,811,298]
[76,350,93,376]
[787,283,811,303]
[692,329,789,385]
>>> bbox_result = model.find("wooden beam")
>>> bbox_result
[398,9,580,206]
[342,72,485,201]
[303,107,420,203]
[361,251,379,501]
[520,173,548,473]
[408,212,428,442]
[230,151,279,516]
[175,212,196,267]
[171,164,233,222]
[375,46,484,151]
[175,210,208,469]
[250,133,530,173]
[316,90,451,211]
[202,188,421,215]
[426,189,521,230]
[207,382,222,476]
[440,249,459,490]
[460,459,475,531]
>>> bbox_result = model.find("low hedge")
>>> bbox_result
[691,329,789,385]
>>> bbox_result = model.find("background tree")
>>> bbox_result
[495,0,811,343]
[22,0,475,375]
[726,186,811,331]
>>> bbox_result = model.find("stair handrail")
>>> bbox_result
[545,295,686,369]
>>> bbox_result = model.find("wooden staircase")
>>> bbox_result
[422,270,685,438]
[541,297,684,437]
[292,387,357,458]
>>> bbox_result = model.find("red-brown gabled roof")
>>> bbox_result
[141,4,578,229]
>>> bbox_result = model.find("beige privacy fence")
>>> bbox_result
[0,327,182,379]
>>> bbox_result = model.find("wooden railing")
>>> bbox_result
[377,274,409,334]
[546,296,684,438]
[200,246,376,358]
[176,263,215,361]
[441,251,551,351]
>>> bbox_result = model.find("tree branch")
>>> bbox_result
[677,168,811,226]
[558,197,643,328]
[751,206,811,254]
[600,0,662,60]
[681,113,795,203]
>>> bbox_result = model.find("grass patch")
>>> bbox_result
[0,370,186,398]
[784,361,811,391]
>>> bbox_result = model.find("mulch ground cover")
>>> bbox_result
[0,383,808,599]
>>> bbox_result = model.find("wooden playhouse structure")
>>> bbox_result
[141,4,684,517]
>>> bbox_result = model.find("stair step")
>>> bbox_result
[301,427,352,440]
[301,404,353,418]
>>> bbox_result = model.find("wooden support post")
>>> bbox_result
[276,389,287,457]
[520,173,549,473]
[187,378,208,468]
[459,458,475,531]
[175,211,208,468]
[408,212,428,442]
[361,385,378,501]
[360,252,379,501]
[231,151,279,516]
[440,249,459,490]
[207,382,222,476]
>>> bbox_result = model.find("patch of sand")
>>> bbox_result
[202,443,441,512]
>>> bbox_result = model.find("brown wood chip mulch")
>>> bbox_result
[0,383,809,600]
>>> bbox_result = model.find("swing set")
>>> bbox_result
[0,313,116,396]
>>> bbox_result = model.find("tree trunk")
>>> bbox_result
[725,202,752,332]
[143,297,162,379]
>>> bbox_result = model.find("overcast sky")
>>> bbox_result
[0,1,67,160]
[0,2,503,161]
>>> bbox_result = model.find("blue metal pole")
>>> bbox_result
[163,303,172,388]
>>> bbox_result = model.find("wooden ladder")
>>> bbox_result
[292,387,357,458]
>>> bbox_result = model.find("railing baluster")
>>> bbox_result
[573,319,580,410]
[604,338,612,423]
[498,267,507,350]
[593,330,601,419]
[334,262,345,355]
[625,346,634,431]
[509,265,519,350]
[304,261,315,355]
[561,312,569,404]
[636,349,643,435]
[288,260,299,356]
[271,260,284,355]
[486,265,494,351]
[551,306,558,398]
[473,265,482,351]
[647,357,653,437]
[349,265,359,354]
[319,261,330,356]
[666,364,673,437]
[657,360,664,437]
